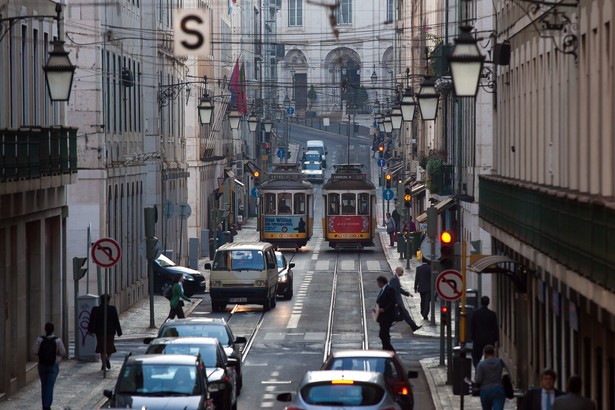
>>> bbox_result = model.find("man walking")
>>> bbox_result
[414,260,432,321]
[386,212,396,247]
[375,275,397,351]
[521,368,563,410]
[552,375,596,410]
[470,296,499,368]
[390,267,421,332]
[33,322,67,410]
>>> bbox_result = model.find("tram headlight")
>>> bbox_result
[211,280,222,288]
[254,280,266,287]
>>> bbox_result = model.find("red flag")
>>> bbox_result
[228,58,241,108]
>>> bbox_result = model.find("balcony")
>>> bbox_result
[1,126,78,195]
[479,175,615,291]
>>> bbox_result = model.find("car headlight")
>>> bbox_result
[211,281,221,287]
[277,273,288,283]
[183,274,194,281]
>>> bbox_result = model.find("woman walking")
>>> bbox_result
[475,345,507,410]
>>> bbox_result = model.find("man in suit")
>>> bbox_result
[521,368,563,410]
[552,375,596,410]
[88,294,123,371]
[414,260,432,321]
[389,267,421,332]
[470,296,499,368]
[375,275,397,351]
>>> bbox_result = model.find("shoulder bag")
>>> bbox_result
[500,359,514,399]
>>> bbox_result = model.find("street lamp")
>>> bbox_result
[449,26,486,97]
[417,76,440,121]
[198,94,214,126]
[247,113,259,132]
[263,117,273,133]
[400,87,416,122]
[228,107,241,130]
[390,106,403,130]
[43,3,76,102]
[371,65,378,85]
[383,113,393,133]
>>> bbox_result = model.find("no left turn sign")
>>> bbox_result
[435,269,463,301]
[91,238,121,268]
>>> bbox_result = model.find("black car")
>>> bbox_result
[103,354,215,410]
[275,251,294,300]
[145,337,239,410]
[145,318,247,393]
[153,254,206,297]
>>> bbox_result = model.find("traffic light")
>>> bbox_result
[73,257,88,281]
[385,173,392,188]
[404,188,411,208]
[439,230,454,269]
[265,142,271,154]
[378,144,384,157]
[252,170,260,186]
[440,305,448,321]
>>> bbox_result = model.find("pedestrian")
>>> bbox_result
[521,368,563,410]
[88,294,123,370]
[470,295,499,368]
[374,275,397,351]
[402,217,417,233]
[392,205,401,231]
[552,375,596,410]
[168,274,191,319]
[386,212,396,247]
[475,345,507,410]
[32,322,67,410]
[414,259,432,321]
[390,267,421,332]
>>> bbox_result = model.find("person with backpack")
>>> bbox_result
[168,274,191,319]
[32,322,66,410]
[88,294,123,370]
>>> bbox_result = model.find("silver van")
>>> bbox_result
[204,242,278,312]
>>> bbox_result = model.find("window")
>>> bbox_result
[387,0,394,22]
[341,193,356,215]
[294,193,306,214]
[288,0,303,26]
[265,193,277,214]
[278,193,292,214]
[358,193,370,215]
[336,0,352,25]
[328,194,340,215]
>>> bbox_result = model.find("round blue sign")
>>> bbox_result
[251,186,259,198]
[383,189,394,200]
[277,149,285,159]
[287,107,295,115]
[377,158,386,168]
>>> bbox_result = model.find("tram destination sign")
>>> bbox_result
[330,173,366,181]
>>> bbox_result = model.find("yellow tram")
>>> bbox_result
[258,164,314,250]
[322,164,377,250]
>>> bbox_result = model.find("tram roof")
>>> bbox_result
[323,163,375,189]
[259,177,314,191]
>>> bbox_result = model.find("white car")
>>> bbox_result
[301,162,324,183]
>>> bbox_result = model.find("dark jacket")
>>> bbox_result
[522,387,564,410]
[389,274,410,305]
[470,306,499,346]
[376,285,397,323]
[88,304,123,337]
[414,263,432,293]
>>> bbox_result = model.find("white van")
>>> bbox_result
[306,140,327,167]
[204,242,279,312]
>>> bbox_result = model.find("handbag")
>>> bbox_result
[500,360,514,399]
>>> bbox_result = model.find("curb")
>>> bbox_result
[421,358,445,410]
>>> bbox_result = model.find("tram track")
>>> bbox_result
[323,250,370,361]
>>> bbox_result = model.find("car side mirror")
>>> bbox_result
[235,336,247,344]
[204,262,212,270]
[143,337,154,344]
[103,389,114,399]
[289,263,295,268]
[277,392,293,402]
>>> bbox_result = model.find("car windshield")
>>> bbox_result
[300,381,384,406]
[212,250,265,270]
[159,324,230,345]
[325,357,400,380]
[117,363,202,396]
[275,253,285,269]
[145,344,219,368]
[304,163,321,170]
[156,254,176,267]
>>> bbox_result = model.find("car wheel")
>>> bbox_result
[160,281,173,296]
[271,294,277,308]
[284,281,293,300]
[263,298,271,312]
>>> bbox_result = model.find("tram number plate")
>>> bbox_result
[230,298,247,303]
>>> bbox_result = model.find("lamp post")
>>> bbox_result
[284,93,291,163]
[43,3,76,102]
[198,92,214,126]
[228,107,241,130]
[416,76,440,121]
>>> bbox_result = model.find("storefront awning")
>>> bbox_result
[468,255,528,293]
[411,183,425,196]
[416,197,455,223]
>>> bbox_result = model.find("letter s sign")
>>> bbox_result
[173,9,211,57]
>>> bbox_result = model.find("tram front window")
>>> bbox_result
[265,193,276,214]
[328,194,340,215]
[358,193,370,215]
[342,193,356,215]
[278,193,292,214]
[294,193,306,214]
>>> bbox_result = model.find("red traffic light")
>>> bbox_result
[441,306,448,315]
[440,231,453,244]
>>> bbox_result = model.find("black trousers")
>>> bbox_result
[379,318,395,351]
[399,305,420,331]
[168,306,185,319]
[419,291,431,320]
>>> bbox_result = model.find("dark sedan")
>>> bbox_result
[321,349,418,410]
[153,254,206,297]
[275,251,294,300]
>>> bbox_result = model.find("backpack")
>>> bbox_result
[163,284,173,300]
[38,336,58,366]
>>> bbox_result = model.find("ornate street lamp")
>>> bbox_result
[417,76,440,121]
[390,106,403,130]
[284,93,291,109]
[228,107,241,130]
[400,87,416,122]
[198,94,214,125]
[43,4,76,102]
[247,113,259,132]
[383,113,393,133]
[448,26,485,97]
[263,117,273,133]
[371,65,378,85]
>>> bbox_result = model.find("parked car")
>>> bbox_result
[145,337,238,410]
[144,318,247,393]
[103,354,214,410]
[153,254,206,297]
[275,251,294,300]
[276,370,401,409]
[320,350,418,410]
